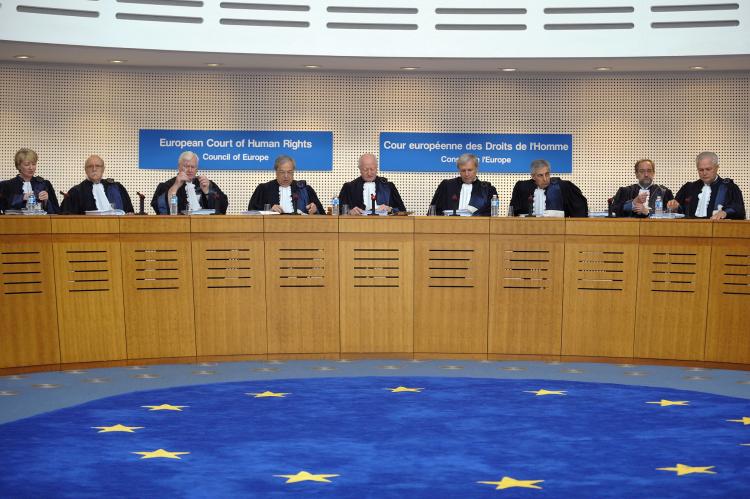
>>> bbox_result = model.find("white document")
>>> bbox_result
[85,209,126,216]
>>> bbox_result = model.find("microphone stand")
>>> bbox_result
[136,192,147,215]
[370,194,376,215]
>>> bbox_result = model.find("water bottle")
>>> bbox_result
[654,195,663,216]
[490,195,500,217]
[331,197,340,216]
[27,192,37,211]
[169,194,178,215]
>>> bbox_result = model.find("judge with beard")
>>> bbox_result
[429,153,498,216]
[338,153,406,215]
[666,151,745,220]
[611,159,673,217]
[247,155,325,214]
[509,159,588,217]
[151,151,228,214]
[61,155,134,214]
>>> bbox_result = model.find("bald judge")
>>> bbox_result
[61,155,134,214]
[338,154,406,215]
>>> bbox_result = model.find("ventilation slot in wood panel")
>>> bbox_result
[502,249,551,290]
[721,253,750,296]
[428,248,474,288]
[134,249,181,290]
[352,248,400,288]
[1,250,44,295]
[650,251,698,293]
[204,248,252,289]
[278,248,325,287]
[576,250,625,291]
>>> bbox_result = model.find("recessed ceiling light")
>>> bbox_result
[401,66,419,71]
[205,63,222,67]
[499,68,517,72]
[304,65,320,69]
[690,66,705,70]
[109,59,126,64]
[13,55,32,60]
[595,67,612,71]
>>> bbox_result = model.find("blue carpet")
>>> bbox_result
[1,376,749,498]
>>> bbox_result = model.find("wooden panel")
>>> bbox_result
[634,237,711,360]
[192,234,267,356]
[491,218,565,235]
[0,216,51,235]
[414,233,489,354]
[52,216,119,234]
[488,235,564,355]
[264,233,339,354]
[339,233,413,353]
[120,234,196,358]
[120,216,190,234]
[712,221,750,239]
[566,218,640,236]
[0,235,59,367]
[264,215,338,233]
[52,236,126,363]
[706,237,750,363]
[639,219,713,238]
[191,216,263,233]
[414,217,490,234]
[338,216,414,233]
[562,235,639,357]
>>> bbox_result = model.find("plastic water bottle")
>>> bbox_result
[490,195,500,217]
[654,196,663,216]
[27,192,37,211]
[331,197,340,216]
[169,194,178,215]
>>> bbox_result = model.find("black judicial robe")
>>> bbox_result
[509,178,588,217]
[674,176,745,220]
[61,179,134,214]
[338,176,406,213]
[0,175,59,214]
[247,179,326,215]
[429,177,498,216]
[151,177,228,214]
[611,183,674,217]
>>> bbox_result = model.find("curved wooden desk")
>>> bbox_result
[1,216,748,371]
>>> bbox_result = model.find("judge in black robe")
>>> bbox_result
[509,159,588,217]
[429,153,498,216]
[338,153,406,214]
[247,155,326,215]
[61,155,134,214]
[611,159,674,217]
[0,148,59,214]
[667,151,745,220]
[151,151,228,214]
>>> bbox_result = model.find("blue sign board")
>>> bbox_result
[379,132,572,173]
[139,129,333,170]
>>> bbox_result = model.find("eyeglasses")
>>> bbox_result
[636,169,654,174]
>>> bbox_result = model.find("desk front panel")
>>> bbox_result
[489,235,564,355]
[414,233,489,354]
[52,235,126,363]
[120,234,196,359]
[264,233,339,354]
[0,235,59,368]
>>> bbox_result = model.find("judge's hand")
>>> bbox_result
[271,204,284,214]
[635,191,649,203]
[23,192,31,201]
[633,199,649,216]
[349,206,364,215]
[666,199,680,211]
[174,171,190,187]
[306,202,318,215]
[37,191,49,202]
[378,204,392,213]
[711,210,727,220]
[197,175,210,194]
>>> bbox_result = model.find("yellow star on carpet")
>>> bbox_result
[273,471,340,483]
[656,464,716,476]
[132,449,190,460]
[141,404,187,411]
[727,416,750,425]
[92,424,144,433]
[647,400,689,407]
[524,389,566,396]
[246,391,289,398]
[387,386,424,393]
[478,476,544,490]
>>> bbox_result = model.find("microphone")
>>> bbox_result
[607,197,614,218]
[136,191,147,215]
[370,193,376,215]
[291,192,300,215]
[59,190,69,199]
[451,194,458,216]
[527,195,535,217]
